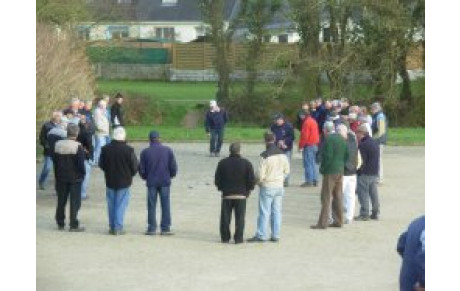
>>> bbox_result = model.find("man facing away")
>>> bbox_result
[270,113,295,187]
[370,102,387,184]
[52,123,86,232]
[110,93,124,128]
[38,111,62,190]
[311,121,348,230]
[355,124,380,221]
[215,143,256,244]
[93,99,110,166]
[99,127,138,235]
[247,132,290,243]
[205,100,228,157]
[139,131,178,236]
[77,115,94,200]
[298,110,320,187]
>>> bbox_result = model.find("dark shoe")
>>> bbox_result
[270,237,279,243]
[370,214,379,220]
[313,181,318,187]
[145,230,157,236]
[310,225,326,230]
[284,182,289,187]
[247,236,265,243]
[328,223,343,228]
[222,240,230,244]
[234,240,244,244]
[354,215,370,221]
[69,226,85,232]
[109,229,116,235]
[160,231,175,236]
[39,184,45,190]
[57,225,65,231]
[300,182,312,187]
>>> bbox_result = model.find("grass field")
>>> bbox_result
[125,126,425,146]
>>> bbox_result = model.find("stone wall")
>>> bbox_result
[93,63,170,80]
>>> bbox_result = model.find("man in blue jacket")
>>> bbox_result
[139,131,178,236]
[270,113,295,187]
[205,100,228,157]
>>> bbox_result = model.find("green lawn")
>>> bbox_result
[125,126,424,146]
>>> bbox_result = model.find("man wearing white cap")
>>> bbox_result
[204,100,228,157]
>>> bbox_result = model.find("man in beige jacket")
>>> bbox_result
[248,132,290,243]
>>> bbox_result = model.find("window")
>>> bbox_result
[278,34,288,43]
[162,0,178,6]
[263,35,272,43]
[108,26,129,39]
[77,26,90,40]
[155,27,175,40]
[323,27,331,42]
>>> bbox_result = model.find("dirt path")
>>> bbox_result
[36,143,424,291]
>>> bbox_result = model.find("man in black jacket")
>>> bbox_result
[215,143,255,244]
[38,111,62,190]
[355,124,380,221]
[77,115,94,200]
[53,123,86,232]
[110,93,124,128]
[99,127,138,235]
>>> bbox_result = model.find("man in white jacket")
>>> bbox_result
[93,99,110,166]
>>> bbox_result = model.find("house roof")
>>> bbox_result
[134,0,237,22]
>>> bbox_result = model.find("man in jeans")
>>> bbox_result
[248,133,289,243]
[99,127,138,235]
[139,131,178,236]
[204,100,228,157]
[270,113,295,187]
[53,123,86,232]
[215,143,255,244]
[38,111,62,190]
[311,121,348,230]
[355,124,380,221]
[298,110,320,187]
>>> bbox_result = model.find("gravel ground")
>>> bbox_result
[36,142,425,291]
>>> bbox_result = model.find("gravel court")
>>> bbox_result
[36,142,424,291]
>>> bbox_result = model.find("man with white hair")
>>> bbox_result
[370,102,387,184]
[38,111,62,190]
[337,124,361,224]
[99,127,138,235]
[204,100,228,157]
[93,99,110,166]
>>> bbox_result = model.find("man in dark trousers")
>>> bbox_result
[270,113,295,187]
[214,143,256,244]
[205,100,228,157]
[99,127,138,235]
[110,93,124,128]
[139,131,178,236]
[38,111,62,190]
[77,115,94,200]
[311,121,348,230]
[53,123,86,232]
[355,124,381,221]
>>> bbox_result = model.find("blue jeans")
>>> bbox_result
[38,155,53,186]
[106,187,130,231]
[94,135,108,165]
[303,145,318,183]
[81,160,91,199]
[147,186,171,232]
[255,187,284,240]
[210,128,224,154]
[284,150,292,184]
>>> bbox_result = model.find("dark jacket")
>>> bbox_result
[215,153,256,197]
[312,105,328,132]
[204,109,228,132]
[357,135,380,176]
[295,109,307,131]
[319,133,349,175]
[47,127,67,156]
[397,215,425,290]
[39,121,57,156]
[99,140,138,189]
[270,121,295,152]
[77,122,94,161]
[110,102,124,127]
[78,108,95,134]
[139,141,177,188]
[344,132,359,176]
[52,139,86,183]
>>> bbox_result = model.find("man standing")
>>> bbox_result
[99,127,138,235]
[355,124,380,221]
[337,124,360,224]
[205,100,228,157]
[139,131,178,236]
[270,113,295,187]
[110,93,124,128]
[298,110,320,187]
[93,99,110,166]
[370,102,387,183]
[311,121,348,229]
[295,102,310,131]
[247,133,289,243]
[38,111,62,190]
[215,143,256,244]
[77,115,94,200]
[53,123,86,232]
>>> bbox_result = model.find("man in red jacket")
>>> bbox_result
[299,110,320,187]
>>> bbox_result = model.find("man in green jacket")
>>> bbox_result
[311,121,349,229]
